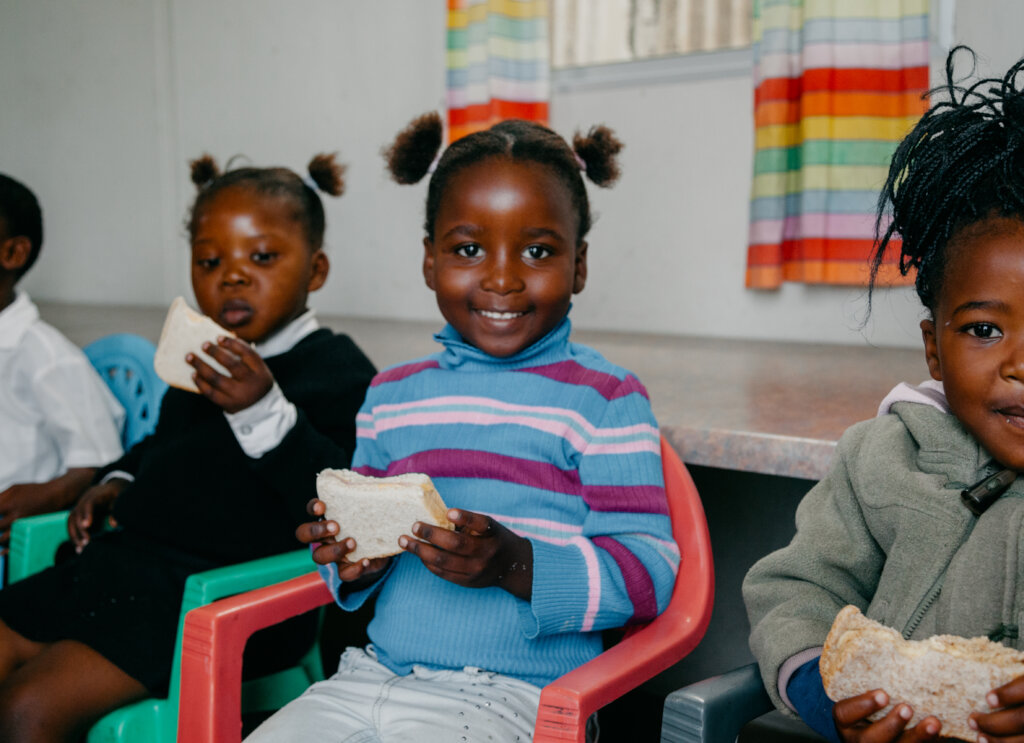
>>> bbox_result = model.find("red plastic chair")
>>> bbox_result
[176,436,714,743]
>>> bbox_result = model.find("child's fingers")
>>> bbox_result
[296,518,339,545]
[217,336,259,362]
[834,690,889,728]
[186,353,230,389]
[988,675,1024,710]
[311,540,351,566]
[972,705,1024,738]
[448,508,492,536]
[400,534,473,580]
[201,340,246,376]
[305,498,326,518]
[412,521,476,556]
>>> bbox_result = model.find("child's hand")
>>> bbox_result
[295,498,390,583]
[187,336,274,414]
[400,508,534,600]
[833,690,942,742]
[969,674,1024,740]
[0,467,94,549]
[68,477,130,553]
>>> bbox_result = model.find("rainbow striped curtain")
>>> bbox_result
[745,0,930,288]
[446,0,550,143]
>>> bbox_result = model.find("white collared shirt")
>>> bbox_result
[0,291,125,490]
[224,309,320,458]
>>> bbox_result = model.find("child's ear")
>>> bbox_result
[422,237,436,291]
[0,235,32,273]
[921,318,943,381]
[307,250,329,293]
[573,241,588,294]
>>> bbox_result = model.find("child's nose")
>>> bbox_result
[1001,341,1024,381]
[222,260,250,286]
[481,256,524,294]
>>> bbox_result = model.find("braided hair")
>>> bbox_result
[871,46,1024,313]
[186,153,346,251]
[0,173,43,276]
[383,112,623,242]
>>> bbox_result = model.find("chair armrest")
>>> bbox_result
[660,663,774,743]
[535,545,714,743]
[177,571,333,743]
[8,511,71,583]
[179,549,318,614]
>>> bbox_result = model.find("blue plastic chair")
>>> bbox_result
[83,333,167,449]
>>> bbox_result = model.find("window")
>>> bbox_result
[550,0,753,69]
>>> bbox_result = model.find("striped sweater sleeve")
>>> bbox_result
[521,375,679,638]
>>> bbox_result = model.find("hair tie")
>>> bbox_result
[301,174,318,191]
[426,153,442,175]
[574,153,587,172]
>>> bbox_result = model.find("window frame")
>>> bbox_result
[551,0,956,94]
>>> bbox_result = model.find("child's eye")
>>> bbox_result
[965,323,1003,339]
[252,251,277,264]
[524,244,552,260]
[454,244,481,258]
[195,257,220,269]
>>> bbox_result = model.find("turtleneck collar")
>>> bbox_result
[434,315,573,371]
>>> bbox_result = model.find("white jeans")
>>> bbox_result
[244,646,542,743]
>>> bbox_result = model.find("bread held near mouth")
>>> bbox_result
[153,296,236,393]
[316,469,454,562]
[820,605,1024,740]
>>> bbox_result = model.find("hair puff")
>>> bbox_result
[308,153,346,197]
[384,112,444,185]
[189,154,220,189]
[573,125,623,187]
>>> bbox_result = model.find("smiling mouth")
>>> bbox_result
[477,310,526,320]
[996,406,1024,429]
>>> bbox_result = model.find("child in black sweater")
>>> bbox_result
[0,153,376,742]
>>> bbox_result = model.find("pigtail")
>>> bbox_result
[384,112,444,185]
[189,154,220,189]
[307,153,346,197]
[572,126,623,187]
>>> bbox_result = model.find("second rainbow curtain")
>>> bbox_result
[746,0,930,288]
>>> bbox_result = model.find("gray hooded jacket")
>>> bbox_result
[744,400,1024,710]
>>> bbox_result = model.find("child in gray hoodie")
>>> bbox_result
[745,47,1024,743]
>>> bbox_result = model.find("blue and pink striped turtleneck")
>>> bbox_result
[319,316,679,687]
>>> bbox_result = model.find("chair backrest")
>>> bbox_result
[177,435,715,743]
[84,333,167,449]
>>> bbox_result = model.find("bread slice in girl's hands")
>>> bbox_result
[315,469,454,562]
[153,296,235,393]
[821,605,1024,740]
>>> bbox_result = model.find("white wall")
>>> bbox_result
[2,0,1020,348]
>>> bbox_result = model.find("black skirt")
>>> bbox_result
[0,529,323,695]
[0,529,215,693]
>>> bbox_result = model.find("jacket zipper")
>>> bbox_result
[902,479,990,639]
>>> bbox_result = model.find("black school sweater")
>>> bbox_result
[97,328,376,564]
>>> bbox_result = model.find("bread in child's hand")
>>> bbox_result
[821,605,1024,740]
[153,296,235,393]
[316,469,454,562]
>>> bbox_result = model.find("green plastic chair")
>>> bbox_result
[8,513,323,743]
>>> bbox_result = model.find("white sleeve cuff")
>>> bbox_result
[101,470,135,485]
[225,382,298,458]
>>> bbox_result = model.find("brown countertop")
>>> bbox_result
[37,301,930,482]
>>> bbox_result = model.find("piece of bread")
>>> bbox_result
[821,605,1024,740]
[316,469,454,562]
[153,296,234,392]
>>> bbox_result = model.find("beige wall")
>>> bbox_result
[3,0,1019,347]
